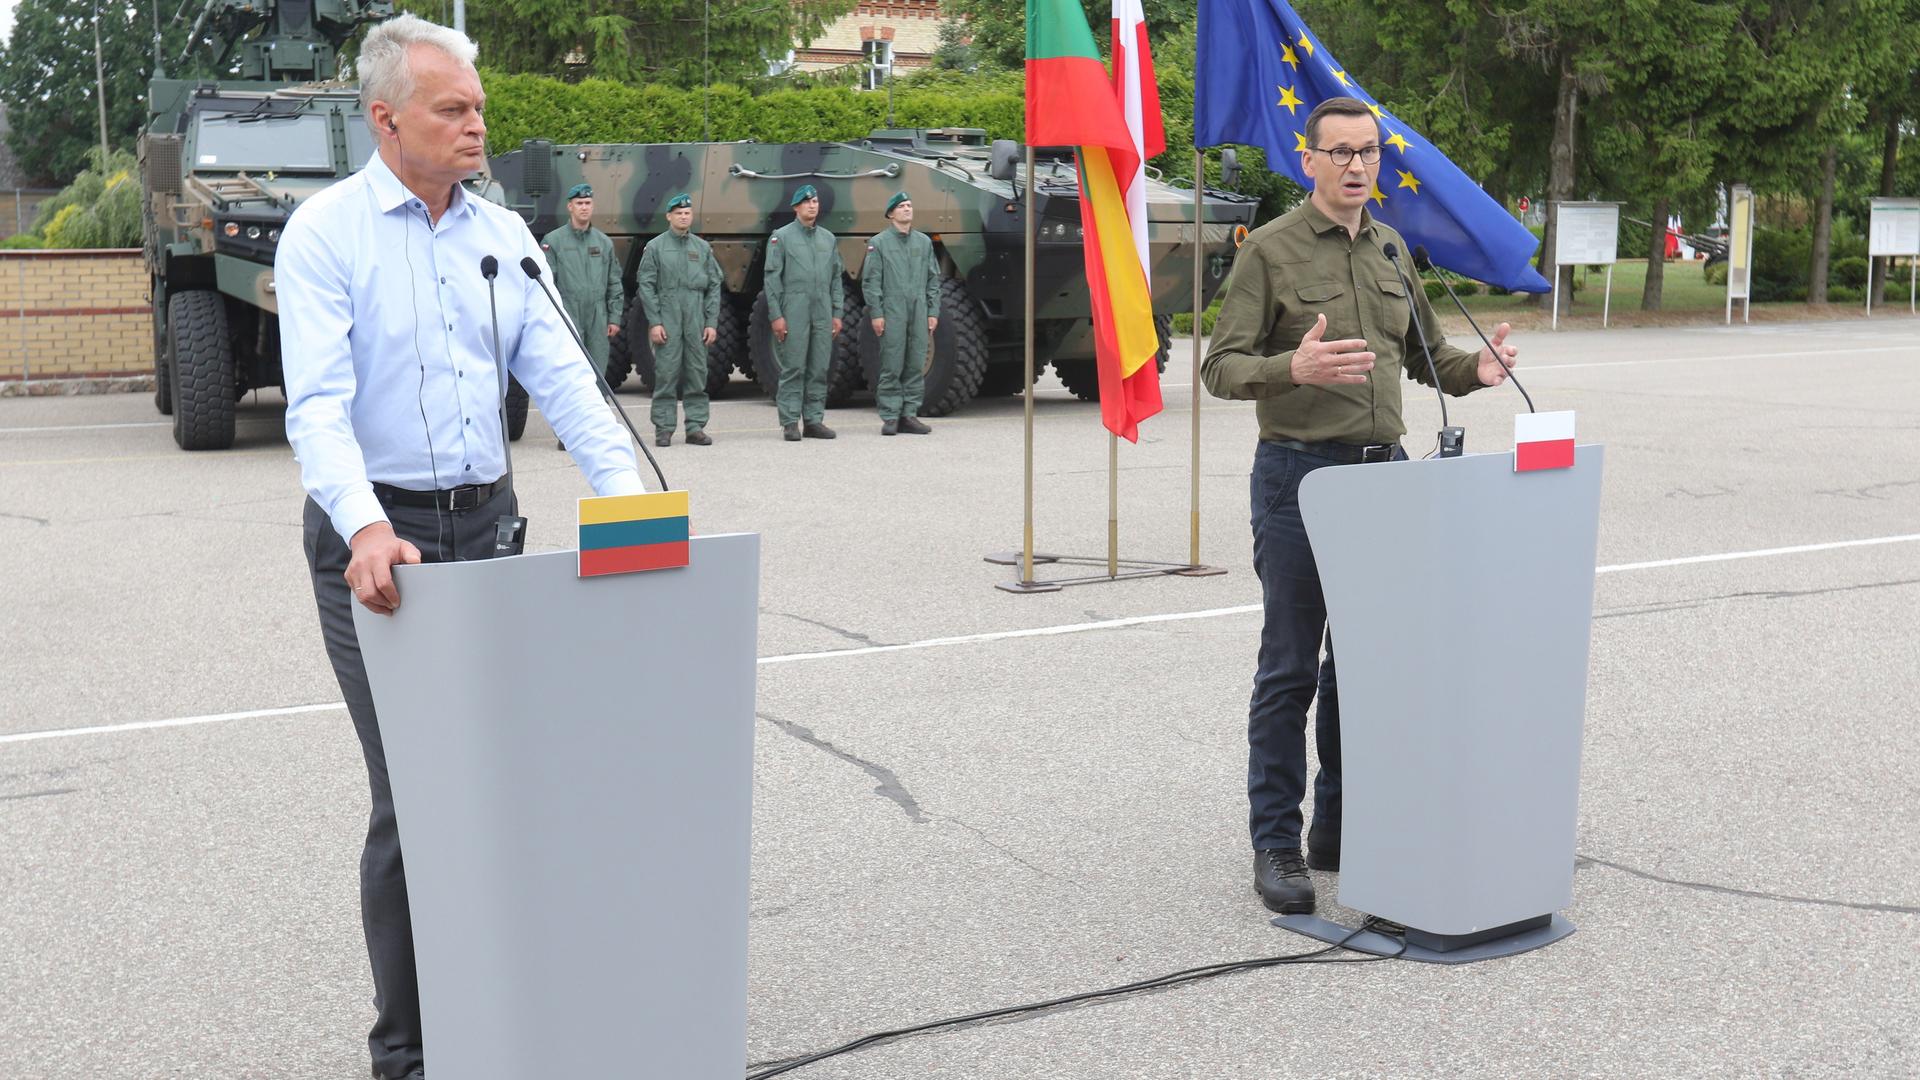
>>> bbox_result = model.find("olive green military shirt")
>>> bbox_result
[1202,200,1483,446]
[763,220,844,324]
[636,228,722,331]
[860,226,940,319]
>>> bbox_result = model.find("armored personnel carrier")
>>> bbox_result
[488,131,1258,417]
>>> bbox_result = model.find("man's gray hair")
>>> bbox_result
[358,14,479,122]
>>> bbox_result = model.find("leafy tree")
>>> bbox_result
[942,0,1186,70]
[24,147,143,247]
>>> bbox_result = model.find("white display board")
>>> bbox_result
[1550,202,1621,330]
[1868,198,1920,256]
[1726,185,1755,323]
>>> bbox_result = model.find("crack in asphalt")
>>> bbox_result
[0,788,78,802]
[1595,577,1920,620]
[757,711,927,823]
[1815,477,1920,501]
[1577,854,1920,915]
[774,612,882,648]
[0,510,50,525]
[936,815,1061,881]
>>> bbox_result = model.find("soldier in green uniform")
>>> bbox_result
[764,184,844,441]
[636,193,723,446]
[541,183,623,373]
[861,192,941,436]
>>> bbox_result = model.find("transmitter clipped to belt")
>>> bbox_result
[493,515,528,558]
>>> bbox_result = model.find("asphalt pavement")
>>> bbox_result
[2,314,1916,1078]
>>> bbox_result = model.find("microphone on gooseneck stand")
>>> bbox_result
[518,255,669,492]
[1412,245,1534,414]
[479,255,527,556]
[1382,241,1464,459]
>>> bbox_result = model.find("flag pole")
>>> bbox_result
[1022,145,1037,585]
[1190,147,1204,567]
[1108,432,1119,577]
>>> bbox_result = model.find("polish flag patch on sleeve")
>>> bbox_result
[1514,410,1576,472]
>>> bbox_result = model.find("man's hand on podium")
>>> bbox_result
[347,521,423,616]
[1475,322,1520,386]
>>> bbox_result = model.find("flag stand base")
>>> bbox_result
[985,551,1227,593]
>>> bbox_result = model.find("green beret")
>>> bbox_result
[664,192,692,211]
[791,184,819,206]
[886,191,912,216]
[566,183,593,201]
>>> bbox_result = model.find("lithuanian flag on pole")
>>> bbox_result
[1026,0,1163,442]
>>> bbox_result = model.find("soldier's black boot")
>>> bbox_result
[686,429,713,446]
[803,421,837,439]
[1306,819,1340,872]
[898,416,931,435]
[882,418,899,436]
[1253,848,1315,914]
[655,431,672,447]
[784,423,802,442]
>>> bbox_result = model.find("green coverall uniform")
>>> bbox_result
[763,220,844,426]
[860,226,941,420]
[541,223,624,372]
[636,229,723,434]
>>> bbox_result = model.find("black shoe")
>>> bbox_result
[802,421,837,439]
[882,418,899,436]
[685,429,712,446]
[898,416,931,435]
[1253,848,1315,914]
[655,431,672,447]
[1306,821,1340,872]
[784,423,802,442]
[555,439,566,451]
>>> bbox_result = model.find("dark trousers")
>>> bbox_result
[302,485,513,1080]
[1245,440,1402,851]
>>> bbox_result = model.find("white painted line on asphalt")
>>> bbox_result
[6,532,1917,746]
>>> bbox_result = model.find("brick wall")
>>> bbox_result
[0,249,152,382]
[797,0,951,73]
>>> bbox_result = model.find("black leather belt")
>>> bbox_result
[372,477,509,512]
[1267,438,1399,464]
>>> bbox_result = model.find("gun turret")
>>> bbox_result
[178,0,392,82]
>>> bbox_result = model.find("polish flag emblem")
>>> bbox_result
[1514,410,1576,472]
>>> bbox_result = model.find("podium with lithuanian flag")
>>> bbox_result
[349,490,760,1075]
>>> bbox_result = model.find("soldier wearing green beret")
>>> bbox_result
[764,184,844,441]
[541,183,623,379]
[636,193,723,446]
[861,192,940,435]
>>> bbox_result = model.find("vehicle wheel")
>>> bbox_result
[860,277,988,417]
[505,376,529,441]
[152,286,173,415]
[826,300,866,407]
[749,292,782,399]
[977,354,1044,397]
[608,295,653,392]
[711,296,750,383]
[168,290,235,450]
[1052,314,1173,402]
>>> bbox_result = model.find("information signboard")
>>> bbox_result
[1726,185,1755,323]
[1550,202,1621,329]
[1866,198,1919,316]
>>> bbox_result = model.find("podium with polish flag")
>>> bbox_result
[351,491,758,1076]
[1274,419,1602,963]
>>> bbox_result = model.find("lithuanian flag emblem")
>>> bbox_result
[577,491,690,577]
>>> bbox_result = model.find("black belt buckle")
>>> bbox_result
[447,484,485,512]
[1360,444,1395,464]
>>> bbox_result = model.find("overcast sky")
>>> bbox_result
[1,1,14,42]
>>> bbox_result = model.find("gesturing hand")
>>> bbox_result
[344,521,422,616]
[1290,313,1375,386]
[1476,322,1519,386]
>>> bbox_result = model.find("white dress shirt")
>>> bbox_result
[278,151,646,544]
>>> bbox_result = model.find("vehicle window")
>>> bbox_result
[192,112,333,171]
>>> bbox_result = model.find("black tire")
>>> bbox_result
[716,296,753,382]
[749,292,782,399]
[168,290,235,450]
[505,377,529,441]
[1052,314,1173,402]
[859,277,988,417]
[607,295,652,392]
[826,300,866,407]
[977,356,1043,397]
[152,285,173,415]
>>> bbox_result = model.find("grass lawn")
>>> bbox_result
[1457,257,1725,316]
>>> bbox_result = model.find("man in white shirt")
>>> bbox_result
[274,16,647,1080]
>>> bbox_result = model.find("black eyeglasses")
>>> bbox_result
[1310,145,1383,166]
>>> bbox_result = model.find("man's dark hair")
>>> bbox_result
[1305,96,1381,147]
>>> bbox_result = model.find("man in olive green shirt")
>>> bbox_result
[765,184,845,441]
[637,193,723,446]
[1202,97,1520,917]
[541,183,624,376]
[861,192,940,435]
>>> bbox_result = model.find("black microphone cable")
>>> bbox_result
[743,917,1407,1079]
[1411,244,1534,413]
[1382,241,1462,458]
[519,255,669,492]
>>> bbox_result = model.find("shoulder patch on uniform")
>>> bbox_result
[770,236,779,244]
[540,243,550,251]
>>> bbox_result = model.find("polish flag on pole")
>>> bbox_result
[1514,410,1577,472]
[1111,0,1164,289]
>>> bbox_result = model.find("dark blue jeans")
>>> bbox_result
[1246,440,1401,850]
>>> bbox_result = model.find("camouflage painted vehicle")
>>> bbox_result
[488,130,1259,416]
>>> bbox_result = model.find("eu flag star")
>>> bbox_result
[1367,103,1383,118]
[1396,169,1422,195]
[1370,183,1387,207]
[1276,85,1304,115]
[1280,44,1299,68]
[1385,131,1411,154]
[1332,69,1350,87]
[1293,130,1308,152]
[1297,30,1314,57]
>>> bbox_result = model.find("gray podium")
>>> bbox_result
[1277,448,1602,963]
[351,533,759,1076]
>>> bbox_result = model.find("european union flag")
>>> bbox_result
[1195,0,1550,293]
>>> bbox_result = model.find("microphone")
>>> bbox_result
[480,254,524,553]
[1411,245,1533,413]
[520,255,669,492]
[1383,241,1464,458]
